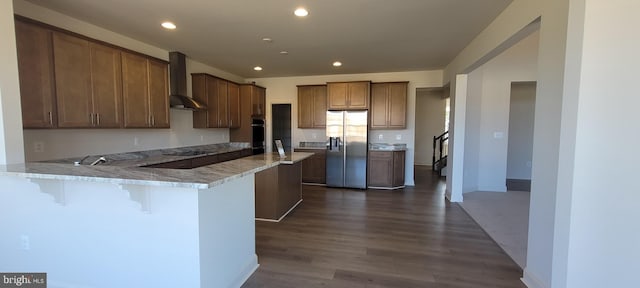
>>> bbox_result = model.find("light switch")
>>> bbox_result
[396,134,402,140]
[493,132,504,139]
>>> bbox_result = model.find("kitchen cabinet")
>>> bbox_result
[52,32,124,128]
[228,82,241,128]
[52,32,92,128]
[327,81,370,110]
[255,161,302,221]
[368,150,405,189]
[192,73,240,128]
[15,19,57,128]
[297,85,327,128]
[247,84,266,117]
[230,84,267,143]
[122,52,169,128]
[294,148,326,184]
[370,82,408,129]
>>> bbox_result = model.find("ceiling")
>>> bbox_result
[25,0,512,78]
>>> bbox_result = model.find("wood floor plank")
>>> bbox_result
[242,167,525,288]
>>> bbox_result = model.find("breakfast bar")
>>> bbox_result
[0,144,312,288]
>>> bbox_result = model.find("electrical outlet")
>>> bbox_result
[526,161,532,168]
[20,235,30,250]
[312,133,317,139]
[33,142,44,153]
[396,134,402,141]
[134,137,140,146]
[378,134,384,140]
[200,135,205,142]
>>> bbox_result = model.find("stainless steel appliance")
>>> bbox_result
[326,110,368,189]
[251,118,265,154]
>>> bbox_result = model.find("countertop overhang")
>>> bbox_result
[0,151,314,189]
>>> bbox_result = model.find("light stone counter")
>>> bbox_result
[0,149,314,189]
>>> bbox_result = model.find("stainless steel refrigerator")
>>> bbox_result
[326,110,368,189]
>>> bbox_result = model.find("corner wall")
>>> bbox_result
[0,0,25,164]
[463,30,539,193]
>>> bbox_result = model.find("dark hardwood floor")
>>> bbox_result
[242,166,526,288]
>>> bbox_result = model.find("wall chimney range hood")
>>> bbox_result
[169,52,207,111]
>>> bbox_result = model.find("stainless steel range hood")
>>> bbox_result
[169,52,207,111]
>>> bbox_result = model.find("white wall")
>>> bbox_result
[249,70,443,186]
[555,1,640,287]
[414,88,446,166]
[463,30,539,193]
[0,0,25,164]
[443,0,569,286]
[13,0,245,161]
[507,82,536,180]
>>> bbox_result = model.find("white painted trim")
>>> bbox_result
[255,199,303,223]
[477,185,508,192]
[368,185,405,190]
[521,269,547,288]
[301,182,326,186]
[230,255,259,288]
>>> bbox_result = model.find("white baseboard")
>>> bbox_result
[521,269,547,288]
[255,199,303,223]
[231,254,259,288]
[477,185,507,192]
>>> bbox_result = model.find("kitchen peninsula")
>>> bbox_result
[0,143,312,288]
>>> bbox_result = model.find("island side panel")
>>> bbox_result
[198,173,258,288]
[0,176,201,288]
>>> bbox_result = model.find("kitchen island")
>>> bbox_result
[0,144,312,288]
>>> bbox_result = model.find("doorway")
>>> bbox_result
[506,81,536,191]
[271,104,292,152]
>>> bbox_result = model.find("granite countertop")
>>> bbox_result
[0,144,314,189]
[369,143,407,151]
[295,141,327,150]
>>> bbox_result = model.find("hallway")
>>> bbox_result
[243,166,524,287]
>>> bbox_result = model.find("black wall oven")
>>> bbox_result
[251,118,265,155]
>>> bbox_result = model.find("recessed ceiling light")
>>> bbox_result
[161,22,176,30]
[294,8,309,17]
[280,51,289,55]
[332,61,342,67]
[262,37,273,43]
[254,66,263,71]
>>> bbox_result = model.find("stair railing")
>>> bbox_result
[432,131,449,172]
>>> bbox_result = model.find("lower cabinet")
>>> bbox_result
[367,150,405,189]
[255,161,302,221]
[293,148,326,184]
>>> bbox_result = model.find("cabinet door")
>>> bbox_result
[216,79,229,127]
[148,59,169,128]
[191,74,209,128]
[297,86,313,128]
[228,82,240,128]
[251,86,266,117]
[15,20,56,128]
[327,82,348,110]
[122,52,150,128]
[347,82,370,109]
[388,83,407,128]
[370,83,389,129]
[89,42,122,128]
[392,151,405,187]
[367,151,393,187]
[53,32,93,128]
[313,86,327,128]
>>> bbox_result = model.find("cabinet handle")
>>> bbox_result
[48,112,53,125]
[96,113,100,126]
[151,115,155,127]
[89,113,94,125]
